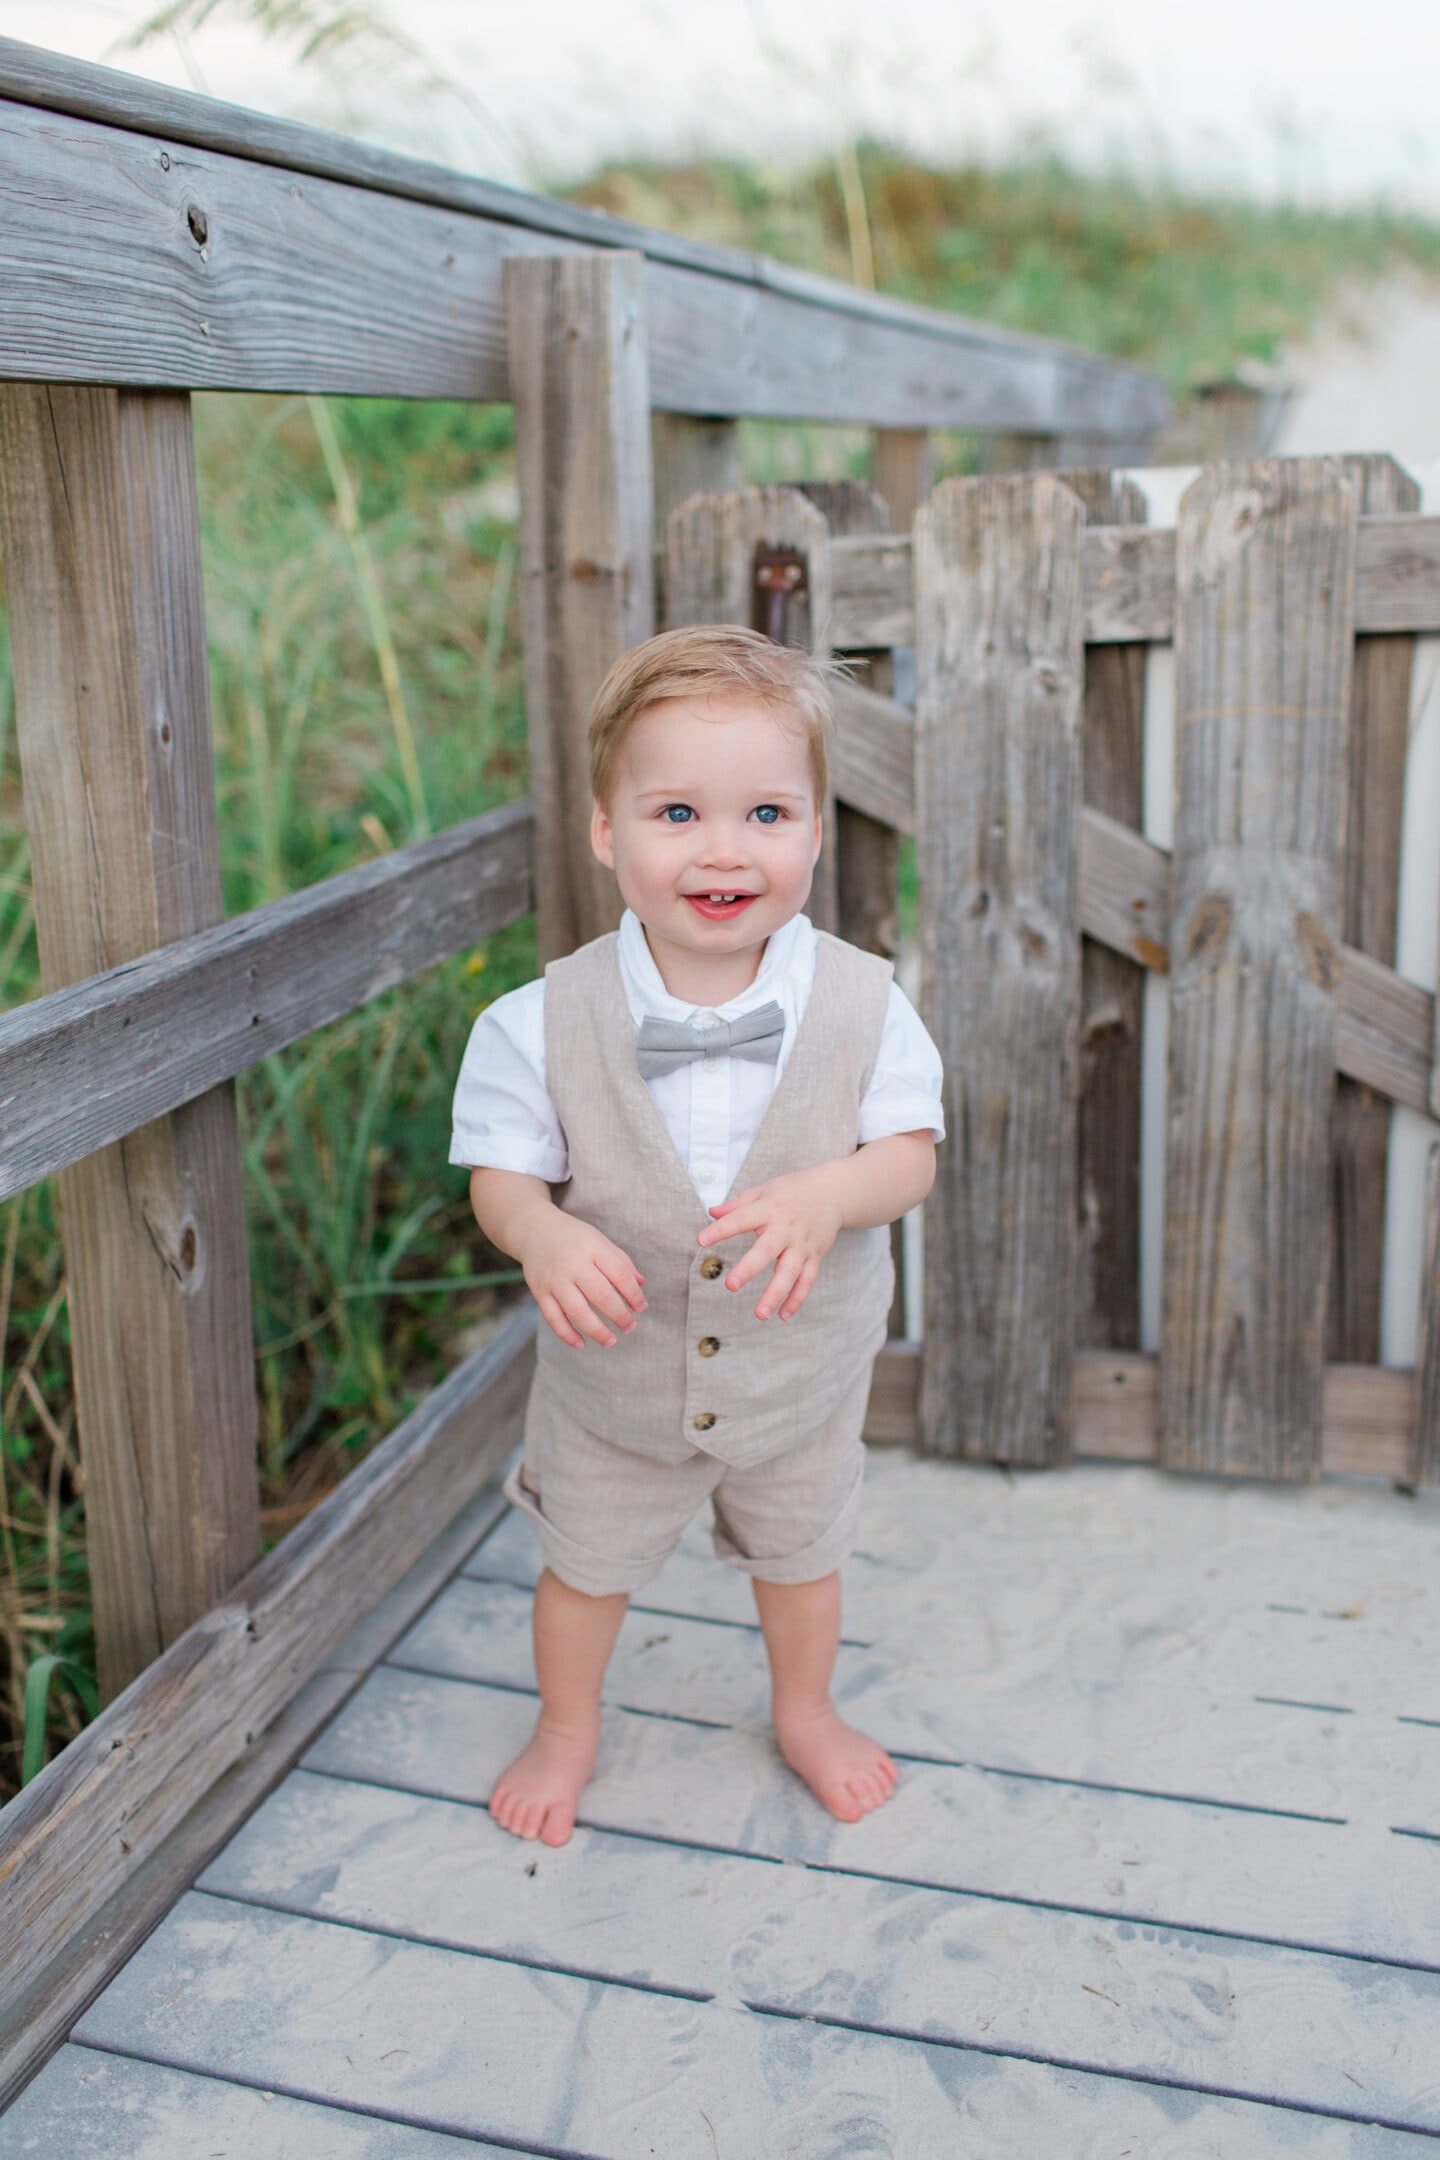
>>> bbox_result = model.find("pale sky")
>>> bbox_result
[9,0,1440,206]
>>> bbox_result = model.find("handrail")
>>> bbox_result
[0,800,531,1201]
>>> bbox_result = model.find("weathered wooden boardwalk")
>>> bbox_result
[7,1448,1438,2156]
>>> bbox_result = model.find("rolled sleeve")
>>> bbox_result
[449,980,570,1181]
[857,981,945,1145]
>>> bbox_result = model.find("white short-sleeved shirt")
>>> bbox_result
[450,911,944,1213]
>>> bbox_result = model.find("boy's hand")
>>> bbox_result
[698,1166,843,1321]
[522,1211,646,1350]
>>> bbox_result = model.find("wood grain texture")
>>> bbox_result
[0,803,532,1201]
[665,484,838,930]
[0,1482,507,2114]
[1412,1144,1440,1486]
[0,383,257,1696]
[1065,472,1149,1350]
[0,49,1167,430]
[1329,457,1420,1362]
[0,1303,536,2071]
[506,251,655,961]
[650,413,740,524]
[867,1341,1415,1474]
[1161,461,1358,1479]
[915,475,1085,1463]
[830,515,1440,650]
[870,428,933,530]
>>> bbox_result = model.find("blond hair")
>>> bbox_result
[588,625,834,808]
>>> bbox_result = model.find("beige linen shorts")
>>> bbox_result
[504,1370,871,1598]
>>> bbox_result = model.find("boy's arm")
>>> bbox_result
[470,1167,646,1350]
[698,1131,935,1323]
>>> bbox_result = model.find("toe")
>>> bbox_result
[540,1801,576,1847]
[517,1800,545,1840]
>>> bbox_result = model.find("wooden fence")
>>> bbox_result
[0,37,1167,2100]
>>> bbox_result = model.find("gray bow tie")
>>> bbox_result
[636,1001,785,1079]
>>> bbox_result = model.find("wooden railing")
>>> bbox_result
[0,37,1168,2098]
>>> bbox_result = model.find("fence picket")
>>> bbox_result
[915,475,1085,1463]
[1065,472,1149,1350]
[0,385,259,1697]
[1161,460,1358,1478]
[664,484,838,930]
[1329,456,1420,1361]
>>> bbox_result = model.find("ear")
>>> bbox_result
[590,799,615,868]
[811,810,824,863]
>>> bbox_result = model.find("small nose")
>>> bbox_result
[698,822,750,869]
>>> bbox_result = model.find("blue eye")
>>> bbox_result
[752,804,781,825]
[662,805,695,824]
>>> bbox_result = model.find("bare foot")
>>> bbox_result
[488,1714,599,1846]
[773,1703,898,1822]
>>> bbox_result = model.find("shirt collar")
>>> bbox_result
[617,908,813,1022]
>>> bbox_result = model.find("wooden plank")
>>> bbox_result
[915,476,1085,1463]
[650,414,740,524]
[0,1304,536,2062]
[665,485,838,930]
[800,481,899,965]
[0,384,256,1696]
[868,1340,1417,1476]
[1330,458,1421,1363]
[0,803,531,1202]
[0,48,1168,432]
[1161,461,1358,1480]
[1413,1145,1440,1486]
[0,1484,508,2114]
[7,2052,529,2159]
[71,1892,1413,2156]
[1066,473,1149,1350]
[870,428,933,530]
[830,677,918,835]
[315,1666,1440,1977]
[198,1768,1440,2132]
[830,516,1440,651]
[506,251,655,962]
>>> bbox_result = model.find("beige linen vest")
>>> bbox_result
[536,930,895,1467]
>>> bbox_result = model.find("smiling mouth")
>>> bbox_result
[684,892,759,921]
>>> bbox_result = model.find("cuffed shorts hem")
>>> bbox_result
[506,1371,871,1601]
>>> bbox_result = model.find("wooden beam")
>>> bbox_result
[664,484,838,931]
[0,803,532,1202]
[0,1303,536,2075]
[651,415,741,526]
[1329,457,1420,1363]
[0,383,257,1697]
[0,48,1167,433]
[1414,1146,1440,1486]
[1161,460,1357,1479]
[1066,472,1149,1352]
[507,251,655,961]
[829,515,1440,650]
[865,1340,1419,1479]
[916,475,1085,1464]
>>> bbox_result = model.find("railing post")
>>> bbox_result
[505,251,656,962]
[914,475,1086,1463]
[871,429,932,531]
[664,485,838,932]
[0,384,259,1698]
[651,414,741,528]
[1161,459,1357,1478]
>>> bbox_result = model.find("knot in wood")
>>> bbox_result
[1295,910,1339,992]
[1185,892,1232,968]
[186,204,209,247]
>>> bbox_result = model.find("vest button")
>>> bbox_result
[697,1336,720,1357]
[692,1411,717,1431]
[699,1255,724,1280]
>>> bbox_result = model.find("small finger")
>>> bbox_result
[757,1250,805,1321]
[777,1256,820,1320]
[538,1293,585,1351]
[559,1288,617,1349]
[597,1253,647,1312]
[583,1267,640,1333]
[725,1238,780,1294]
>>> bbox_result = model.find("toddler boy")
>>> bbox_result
[451,624,943,1846]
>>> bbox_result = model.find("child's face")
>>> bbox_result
[590,694,822,972]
